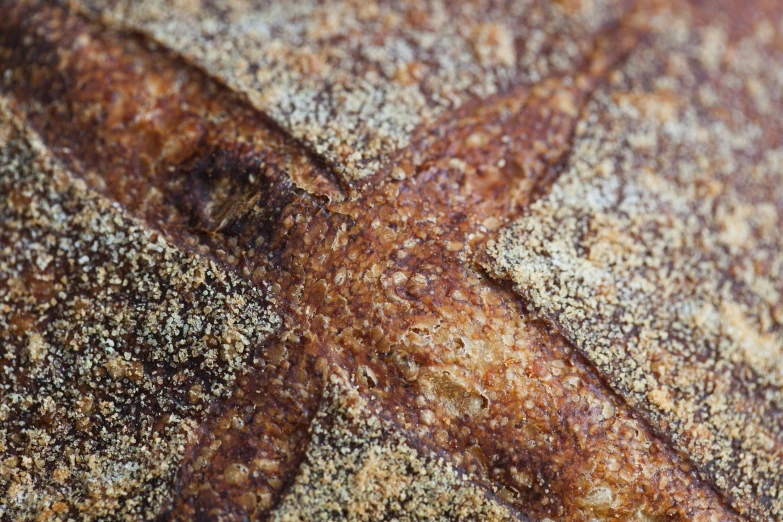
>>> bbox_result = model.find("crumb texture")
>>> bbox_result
[271,370,520,522]
[71,0,629,183]
[0,100,279,520]
[485,2,783,520]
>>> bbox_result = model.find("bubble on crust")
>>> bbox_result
[0,100,280,521]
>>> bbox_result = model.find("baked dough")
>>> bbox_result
[1,0,781,520]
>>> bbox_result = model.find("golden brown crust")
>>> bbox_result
[270,370,521,522]
[485,0,783,519]
[68,0,633,186]
[1,0,780,521]
[0,99,279,519]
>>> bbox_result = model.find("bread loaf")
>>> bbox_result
[1,0,782,520]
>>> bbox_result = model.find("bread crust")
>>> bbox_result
[0,0,780,521]
[484,1,783,518]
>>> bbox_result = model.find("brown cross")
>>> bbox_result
[0,1,775,521]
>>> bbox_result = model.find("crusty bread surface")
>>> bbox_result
[1,1,782,521]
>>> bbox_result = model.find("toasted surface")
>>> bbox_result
[71,0,631,185]
[0,0,781,521]
[0,101,279,519]
[485,0,783,519]
[270,371,520,522]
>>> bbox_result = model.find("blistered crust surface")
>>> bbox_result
[0,101,279,520]
[71,0,630,183]
[271,370,520,522]
[485,2,783,519]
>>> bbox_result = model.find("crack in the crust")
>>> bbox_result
[265,372,533,522]
[478,265,749,521]
[76,2,349,202]
[3,1,750,520]
[0,5,331,520]
[62,0,353,201]
[470,10,750,521]
[74,1,744,517]
[1,0,342,250]
[50,0,636,238]
[486,268,749,520]
[270,12,743,518]
[375,8,642,231]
